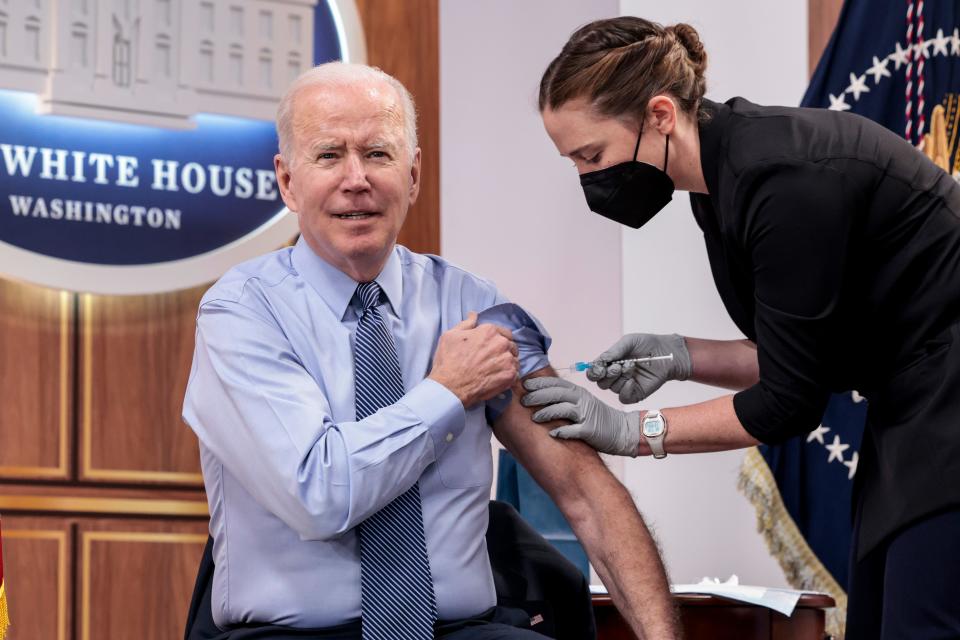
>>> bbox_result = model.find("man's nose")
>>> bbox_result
[340,154,371,192]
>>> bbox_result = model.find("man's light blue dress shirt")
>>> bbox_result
[182,238,549,629]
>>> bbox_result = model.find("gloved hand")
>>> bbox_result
[586,333,692,404]
[521,377,640,457]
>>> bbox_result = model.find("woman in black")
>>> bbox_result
[522,16,960,638]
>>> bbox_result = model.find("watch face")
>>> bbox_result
[642,417,664,438]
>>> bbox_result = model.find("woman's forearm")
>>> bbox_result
[684,337,759,391]
[637,394,760,456]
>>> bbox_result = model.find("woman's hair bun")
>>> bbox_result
[668,23,707,75]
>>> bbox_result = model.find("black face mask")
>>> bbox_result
[578,124,674,229]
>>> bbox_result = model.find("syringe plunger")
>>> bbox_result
[561,353,674,372]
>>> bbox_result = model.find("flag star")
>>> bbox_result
[890,41,911,69]
[807,423,831,445]
[933,28,951,56]
[829,92,851,111]
[952,28,960,55]
[826,435,850,463]
[843,451,859,479]
[866,56,891,83]
[914,40,932,59]
[846,72,870,100]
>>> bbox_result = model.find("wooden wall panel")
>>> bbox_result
[77,519,207,640]
[809,0,845,76]
[79,289,206,485]
[0,484,209,517]
[355,0,441,255]
[2,517,71,640]
[0,282,72,480]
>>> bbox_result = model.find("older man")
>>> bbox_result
[183,63,678,639]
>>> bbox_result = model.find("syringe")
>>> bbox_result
[557,353,675,373]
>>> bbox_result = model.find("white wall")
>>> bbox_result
[440,0,808,589]
[439,0,622,372]
[616,0,808,587]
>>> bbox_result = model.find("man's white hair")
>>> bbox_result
[276,62,418,164]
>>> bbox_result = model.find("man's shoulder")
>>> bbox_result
[200,246,296,308]
[397,245,501,301]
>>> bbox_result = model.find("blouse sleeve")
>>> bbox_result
[731,161,855,443]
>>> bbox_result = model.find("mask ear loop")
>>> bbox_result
[663,132,670,173]
[632,120,644,161]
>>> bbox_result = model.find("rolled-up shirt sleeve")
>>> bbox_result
[731,162,853,443]
[183,298,465,541]
[478,301,552,374]
[477,302,552,422]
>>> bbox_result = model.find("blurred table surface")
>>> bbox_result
[593,592,836,640]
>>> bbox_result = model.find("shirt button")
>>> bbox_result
[445,433,454,443]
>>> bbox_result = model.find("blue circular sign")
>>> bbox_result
[0,0,365,294]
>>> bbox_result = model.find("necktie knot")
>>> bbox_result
[355,281,382,314]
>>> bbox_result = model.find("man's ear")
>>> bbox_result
[274,153,299,212]
[647,95,678,136]
[408,147,422,205]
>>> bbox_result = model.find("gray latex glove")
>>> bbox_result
[521,377,640,457]
[586,333,692,404]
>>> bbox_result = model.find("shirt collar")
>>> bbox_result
[697,98,730,201]
[291,236,403,321]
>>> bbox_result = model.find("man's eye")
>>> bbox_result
[368,151,389,159]
[318,152,338,160]
[585,154,601,164]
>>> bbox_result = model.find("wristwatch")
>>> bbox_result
[641,410,668,459]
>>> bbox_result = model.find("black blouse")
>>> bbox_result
[691,97,960,443]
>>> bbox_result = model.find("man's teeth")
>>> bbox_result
[335,212,375,219]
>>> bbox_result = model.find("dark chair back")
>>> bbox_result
[487,500,596,640]
[183,534,218,640]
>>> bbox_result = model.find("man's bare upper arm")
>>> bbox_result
[492,366,619,519]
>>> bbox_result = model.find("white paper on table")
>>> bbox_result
[591,575,825,617]
[670,575,811,616]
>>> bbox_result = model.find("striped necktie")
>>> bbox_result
[353,281,437,639]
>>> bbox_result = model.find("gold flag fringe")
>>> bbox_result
[0,581,9,640]
[738,447,847,638]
